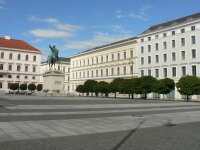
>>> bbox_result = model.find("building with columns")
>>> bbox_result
[69,37,138,93]
[137,12,200,100]
[0,36,41,93]
[40,57,71,93]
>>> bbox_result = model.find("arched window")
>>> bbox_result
[33,56,36,62]
[0,82,2,88]
[25,55,29,61]
[17,65,21,71]
[9,53,12,59]
[1,52,4,59]
[17,54,21,60]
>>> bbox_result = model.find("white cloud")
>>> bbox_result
[31,38,43,43]
[61,32,131,51]
[29,29,73,38]
[116,5,152,21]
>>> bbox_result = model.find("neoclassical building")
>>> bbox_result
[40,57,71,93]
[0,36,41,93]
[138,12,200,99]
[70,37,138,93]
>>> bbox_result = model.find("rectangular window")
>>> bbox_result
[163,33,167,37]
[192,49,196,58]
[124,51,126,59]
[106,69,108,76]
[141,46,144,54]
[8,65,12,71]
[181,51,185,60]
[172,31,175,35]
[130,66,133,75]
[163,68,167,77]
[163,42,167,49]
[112,54,114,61]
[155,35,159,39]
[91,58,93,65]
[117,67,120,76]
[117,53,120,60]
[172,67,176,77]
[0,74,3,78]
[191,26,195,31]
[101,56,103,63]
[91,70,93,77]
[111,68,114,76]
[123,66,126,75]
[0,64,3,70]
[182,66,186,76]
[163,54,167,62]
[106,55,108,62]
[148,56,151,64]
[172,40,175,48]
[141,57,144,65]
[141,39,144,42]
[96,70,98,77]
[148,45,151,52]
[155,69,159,78]
[141,70,144,77]
[8,75,12,78]
[172,52,176,61]
[25,66,28,72]
[96,57,98,64]
[155,55,159,63]
[191,36,196,44]
[192,65,196,76]
[155,43,159,51]
[181,38,185,46]
[101,69,103,77]
[148,69,151,76]
[181,28,185,33]
[148,37,151,41]
[130,50,133,58]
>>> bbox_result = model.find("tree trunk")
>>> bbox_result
[187,95,189,101]
[129,94,130,99]
[131,93,134,99]
[115,92,116,98]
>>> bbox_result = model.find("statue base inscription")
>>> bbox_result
[43,70,65,94]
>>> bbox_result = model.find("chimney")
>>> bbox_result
[5,36,11,40]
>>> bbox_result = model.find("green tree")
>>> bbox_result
[28,83,36,93]
[20,83,27,91]
[83,80,98,96]
[176,75,200,101]
[138,76,157,99]
[9,83,19,94]
[94,81,110,97]
[76,85,86,94]
[110,78,124,98]
[37,84,43,92]
[153,78,175,99]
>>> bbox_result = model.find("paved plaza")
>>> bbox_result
[0,95,200,150]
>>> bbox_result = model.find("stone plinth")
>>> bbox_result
[43,70,65,94]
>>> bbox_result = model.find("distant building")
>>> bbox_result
[40,57,71,93]
[69,37,138,93]
[0,36,42,93]
[138,12,200,100]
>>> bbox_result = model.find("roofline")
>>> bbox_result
[70,36,137,58]
[0,47,42,54]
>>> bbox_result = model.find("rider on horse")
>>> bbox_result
[47,45,60,70]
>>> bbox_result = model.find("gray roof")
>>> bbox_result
[41,57,70,64]
[75,36,137,56]
[141,12,200,35]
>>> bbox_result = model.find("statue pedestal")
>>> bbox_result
[43,70,65,94]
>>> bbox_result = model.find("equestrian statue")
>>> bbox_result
[47,45,60,70]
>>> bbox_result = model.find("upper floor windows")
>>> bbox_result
[141,46,144,54]
[17,54,21,60]
[123,51,126,59]
[33,56,36,62]
[163,42,167,49]
[155,43,159,51]
[96,57,98,64]
[1,52,4,59]
[181,38,185,46]
[17,65,21,71]
[148,45,151,52]
[148,56,151,64]
[141,57,144,65]
[172,31,175,35]
[192,49,196,59]
[0,64,3,70]
[141,39,144,43]
[25,55,29,61]
[155,55,159,63]
[191,26,195,31]
[8,64,12,71]
[191,36,196,44]
[117,53,120,60]
[112,54,114,61]
[155,35,159,39]
[172,52,176,61]
[130,50,133,58]
[181,51,186,60]
[25,66,28,72]
[101,56,103,63]
[9,53,12,59]
[172,40,176,48]
[163,33,167,37]
[106,55,108,62]
[33,66,36,72]
[148,37,151,41]
[181,28,185,33]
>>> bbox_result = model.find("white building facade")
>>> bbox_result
[40,57,71,93]
[0,36,41,93]
[70,37,138,93]
[138,12,200,100]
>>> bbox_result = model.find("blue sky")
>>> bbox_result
[0,0,200,61]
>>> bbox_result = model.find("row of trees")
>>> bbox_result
[76,75,200,101]
[9,83,43,94]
